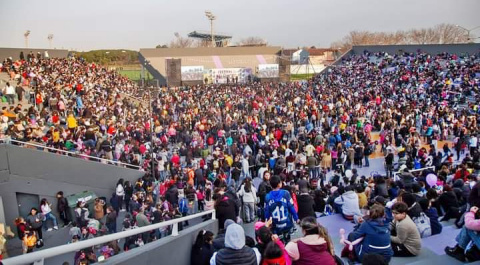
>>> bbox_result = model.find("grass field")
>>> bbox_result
[290,73,315,81]
[118,70,153,81]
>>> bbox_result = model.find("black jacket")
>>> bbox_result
[57,197,68,212]
[165,186,179,207]
[191,243,215,265]
[297,193,316,220]
[215,196,237,230]
[214,246,257,265]
[257,180,272,205]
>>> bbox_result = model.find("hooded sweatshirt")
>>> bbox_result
[210,224,260,265]
[350,218,393,262]
[334,190,362,217]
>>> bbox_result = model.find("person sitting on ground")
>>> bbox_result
[445,205,480,262]
[334,185,362,222]
[285,216,336,265]
[296,185,315,221]
[390,202,421,257]
[210,223,260,265]
[344,204,393,263]
[418,198,442,235]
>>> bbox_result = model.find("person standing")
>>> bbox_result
[115,178,125,212]
[265,175,299,243]
[15,82,25,102]
[237,178,257,223]
[105,206,117,234]
[257,171,272,221]
[3,82,15,105]
[56,191,70,227]
[25,209,43,241]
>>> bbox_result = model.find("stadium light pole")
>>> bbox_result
[456,25,480,42]
[24,30,31,48]
[205,11,216,47]
[47,34,54,49]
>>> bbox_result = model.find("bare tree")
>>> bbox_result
[236,36,267,46]
[331,23,469,50]
[169,32,195,48]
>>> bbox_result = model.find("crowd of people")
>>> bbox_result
[1,48,480,264]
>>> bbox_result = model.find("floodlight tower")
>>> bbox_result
[456,25,480,42]
[48,34,54,49]
[205,11,216,47]
[24,30,31,48]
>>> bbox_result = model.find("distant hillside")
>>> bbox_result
[76,49,139,66]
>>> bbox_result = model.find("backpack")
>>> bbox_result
[413,212,432,238]
[179,198,189,214]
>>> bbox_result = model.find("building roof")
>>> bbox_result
[307,48,336,56]
[140,46,282,58]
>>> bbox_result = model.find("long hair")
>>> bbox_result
[205,188,212,201]
[300,216,334,255]
[117,178,124,187]
[193,230,213,250]
[244,178,252,193]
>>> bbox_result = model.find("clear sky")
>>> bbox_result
[0,0,478,51]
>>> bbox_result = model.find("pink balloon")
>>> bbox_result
[426,174,437,187]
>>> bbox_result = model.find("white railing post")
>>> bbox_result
[171,223,179,236]
[1,210,215,265]
[211,210,216,220]
[33,258,44,265]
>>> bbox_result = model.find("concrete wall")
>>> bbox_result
[351,43,480,55]
[99,219,218,265]
[0,144,143,229]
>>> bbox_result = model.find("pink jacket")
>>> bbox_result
[465,212,480,231]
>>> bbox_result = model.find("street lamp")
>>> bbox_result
[205,11,216,47]
[24,30,31,48]
[456,25,480,42]
[47,34,54,49]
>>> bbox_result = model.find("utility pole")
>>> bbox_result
[205,11,216,47]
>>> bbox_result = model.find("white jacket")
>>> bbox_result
[237,184,257,203]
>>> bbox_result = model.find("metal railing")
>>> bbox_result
[2,210,216,265]
[393,166,435,181]
[0,138,142,170]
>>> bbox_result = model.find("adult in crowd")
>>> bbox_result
[285,216,336,265]
[237,178,258,223]
[209,223,260,265]
[446,205,480,262]
[191,230,215,265]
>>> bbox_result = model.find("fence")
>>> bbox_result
[0,138,142,170]
[393,166,435,181]
[1,210,216,265]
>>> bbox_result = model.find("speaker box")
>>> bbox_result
[278,57,291,82]
[165,59,181,87]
